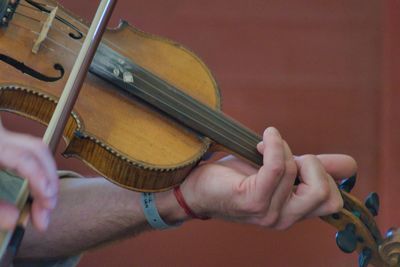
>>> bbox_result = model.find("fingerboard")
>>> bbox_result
[90,44,263,166]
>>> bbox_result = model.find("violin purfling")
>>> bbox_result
[0,1,399,266]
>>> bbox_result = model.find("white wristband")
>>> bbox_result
[140,192,181,230]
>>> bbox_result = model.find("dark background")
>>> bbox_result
[2,0,400,266]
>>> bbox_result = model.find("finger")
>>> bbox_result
[276,155,333,228]
[0,201,19,230]
[31,201,51,231]
[0,131,58,195]
[316,154,357,181]
[304,173,343,218]
[8,153,57,210]
[253,127,285,202]
[0,132,58,208]
[257,141,264,153]
[15,136,58,195]
[267,141,297,219]
[0,148,47,199]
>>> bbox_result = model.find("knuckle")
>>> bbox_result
[14,157,32,175]
[240,200,268,215]
[34,140,48,153]
[259,211,280,227]
[312,183,330,203]
[269,137,282,146]
[274,221,292,231]
[19,150,34,161]
[285,161,298,177]
[327,196,344,213]
[265,160,285,177]
[18,153,38,170]
[301,154,317,163]
[43,195,58,210]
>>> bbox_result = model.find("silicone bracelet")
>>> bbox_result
[173,186,210,220]
[140,192,181,230]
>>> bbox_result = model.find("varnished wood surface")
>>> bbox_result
[2,0,394,266]
[0,0,222,191]
[322,191,386,267]
[380,229,400,266]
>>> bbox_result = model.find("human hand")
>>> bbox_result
[180,127,357,229]
[0,123,58,231]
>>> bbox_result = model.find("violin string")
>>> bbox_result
[133,69,261,147]
[11,12,93,58]
[18,0,92,39]
[19,2,39,11]
[13,1,145,60]
[15,0,137,53]
[93,50,260,152]
[129,70,261,152]
[10,4,262,152]
[93,66,260,160]
[10,12,136,81]
[133,74,262,158]
[12,9,121,56]
[13,12,83,44]
[26,0,94,31]
[14,11,41,22]
[8,20,79,55]
[133,62,262,145]
[8,21,36,34]
[41,33,78,55]
[28,6,259,146]
[9,16,261,152]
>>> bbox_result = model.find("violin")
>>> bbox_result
[0,0,399,266]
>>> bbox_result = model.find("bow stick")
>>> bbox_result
[0,0,117,265]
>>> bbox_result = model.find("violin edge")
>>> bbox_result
[0,84,212,191]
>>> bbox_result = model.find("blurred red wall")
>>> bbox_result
[2,0,399,266]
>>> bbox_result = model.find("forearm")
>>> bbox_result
[15,130,353,259]
[18,177,188,259]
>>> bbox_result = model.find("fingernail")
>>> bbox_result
[265,127,281,137]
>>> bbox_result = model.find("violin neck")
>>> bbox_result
[90,44,263,166]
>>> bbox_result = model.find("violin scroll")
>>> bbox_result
[379,228,400,266]
[323,176,400,266]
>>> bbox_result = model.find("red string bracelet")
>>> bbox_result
[173,186,210,220]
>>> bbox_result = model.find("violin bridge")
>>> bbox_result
[32,6,58,54]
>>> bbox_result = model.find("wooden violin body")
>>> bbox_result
[1,1,399,266]
[0,0,224,191]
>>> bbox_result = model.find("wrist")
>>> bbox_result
[179,178,211,219]
[154,190,191,225]
[173,186,210,220]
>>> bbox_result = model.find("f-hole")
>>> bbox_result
[0,54,64,82]
[25,0,83,40]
